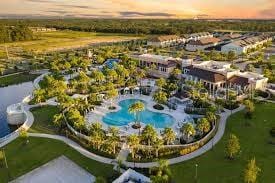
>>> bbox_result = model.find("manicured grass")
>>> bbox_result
[171,102,275,183]
[0,30,143,53]
[0,137,115,183]
[0,72,39,87]
[29,106,60,135]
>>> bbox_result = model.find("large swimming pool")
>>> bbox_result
[102,99,175,128]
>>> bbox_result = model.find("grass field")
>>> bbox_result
[29,106,60,135]
[0,30,143,54]
[0,72,39,87]
[171,102,275,183]
[0,138,115,183]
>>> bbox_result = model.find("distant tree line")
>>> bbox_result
[1,19,275,35]
[0,24,34,43]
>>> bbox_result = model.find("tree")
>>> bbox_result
[150,160,172,183]
[225,134,241,159]
[156,78,166,90]
[19,128,29,145]
[141,125,157,146]
[227,51,236,62]
[153,91,167,105]
[127,134,140,159]
[107,127,120,154]
[95,176,107,183]
[89,122,105,150]
[128,101,145,126]
[243,99,255,119]
[91,70,105,84]
[33,89,46,104]
[53,113,64,130]
[205,111,217,126]
[106,88,118,107]
[243,158,261,183]
[162,128,176,145]
[197,118,211,135]
[181,123,196,142]
[152,138,164,158]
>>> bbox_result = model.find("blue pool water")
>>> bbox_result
[0,82,34,138]
[102,99,175,128]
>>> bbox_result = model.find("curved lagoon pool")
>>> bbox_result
[102,99,175,128]
[0,82,34,138]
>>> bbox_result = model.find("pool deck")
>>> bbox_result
[86,94,194,136]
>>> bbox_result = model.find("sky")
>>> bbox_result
[0,0,275,19]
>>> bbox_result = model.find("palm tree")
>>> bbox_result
[153,91,167,105]
[162,128,176,145]
[106,88,118,108]
[156,78,166,91]
[181,123,196,142]
[91,70,105,84]
[152,138,164,158]
[128,101,145,126]
[150,159,171,183]
[197,118,211,135]
[107,127,120,154]
[33,89,46,104]
[53,113,64,130]
[205,111,217,126]
[141,125,157,146]
[127,134,140,159]
[89,122,105,150]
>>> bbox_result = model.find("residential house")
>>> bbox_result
[147,35,186,47]
[182,60,268,96]
[185,37,221,51]
[221,34,273,54]
[134,54,179,78]
[186,32,213,42]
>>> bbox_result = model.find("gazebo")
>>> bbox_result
[124,87,130,95]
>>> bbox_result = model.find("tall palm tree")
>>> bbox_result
[181,123,196,142]
[141,125,157,146]
[152,138,164,158]
[107,127,120,154]
[162,128,176,145]
[127,134,140,159]
[128,101,145,126]
[53,113,65,131]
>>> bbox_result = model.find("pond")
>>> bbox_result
[0,82,34,138]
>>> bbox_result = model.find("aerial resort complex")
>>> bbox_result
[1,2,275,183]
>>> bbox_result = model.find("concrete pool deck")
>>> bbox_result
[10,156,95,183]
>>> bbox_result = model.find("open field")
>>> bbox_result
[171,102,275,183]
[0,30,144,55]
[29,106,60,135]
[0,137,115,183]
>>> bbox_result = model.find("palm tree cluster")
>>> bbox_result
[127,125,176,159]
[180,112,216,143]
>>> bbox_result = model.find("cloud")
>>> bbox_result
[25,0,54,3]
[119,11,175,17]
[57,4,94,9]
[258,0,275,18]
[45,10,71,15]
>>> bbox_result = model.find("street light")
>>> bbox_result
[195,163,198,181]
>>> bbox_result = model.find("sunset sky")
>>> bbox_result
[0,0,274,19]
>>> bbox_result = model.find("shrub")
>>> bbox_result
[153,104,164,110]
[270,127,275,137]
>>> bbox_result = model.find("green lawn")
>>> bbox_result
[0,138,115,183]
[0,30,143,53]
[29,106,60,135]
[171,102,275,183]
[0,72,39,87]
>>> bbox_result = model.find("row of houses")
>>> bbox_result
[221,34,274,54]
[147,32,214,47]
[134,54,268,92]
[29,27,57,32]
